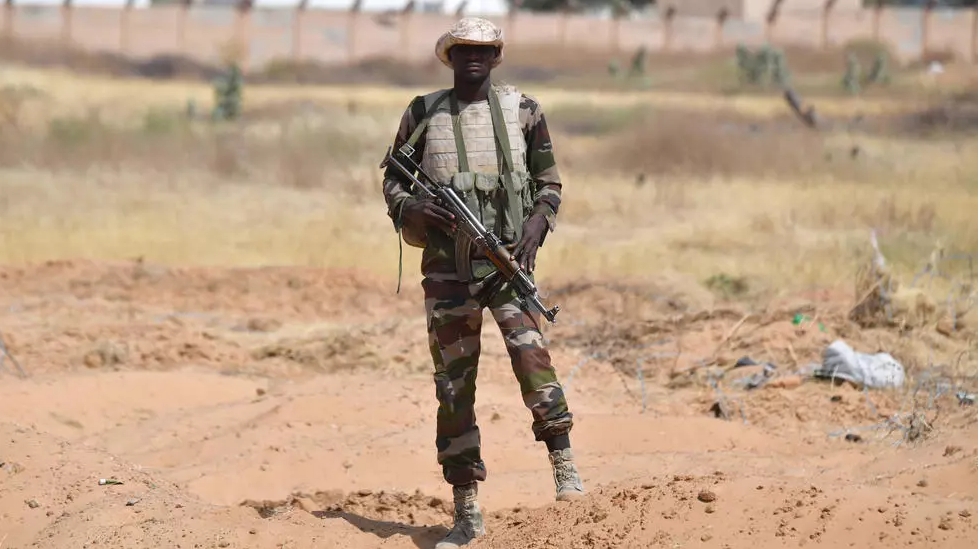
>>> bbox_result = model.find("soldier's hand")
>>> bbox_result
[507,213,549,273]
[402,198,457,235]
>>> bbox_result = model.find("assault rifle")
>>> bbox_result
[383,143,561,324]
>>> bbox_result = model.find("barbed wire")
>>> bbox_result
[867,227,978,329]
[827,368,976,447]
[909,250,978,332]
[0,330,28,379]
[554,305,976,445]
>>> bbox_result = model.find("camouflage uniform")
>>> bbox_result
[380,17,584,549]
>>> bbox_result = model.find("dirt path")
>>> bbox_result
[1,260,976,549]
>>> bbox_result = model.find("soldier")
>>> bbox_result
[380,17,585,549]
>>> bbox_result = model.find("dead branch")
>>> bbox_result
[710,312,751,361]
[783,86,821,129]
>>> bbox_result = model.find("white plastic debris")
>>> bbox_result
[816,339,906,389]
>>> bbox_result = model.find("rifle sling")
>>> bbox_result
[394,90,450,294]
[487,88,524,244]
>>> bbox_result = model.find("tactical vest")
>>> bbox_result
[402,84,536,281]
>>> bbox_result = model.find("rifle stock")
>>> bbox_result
[384,144,561,324]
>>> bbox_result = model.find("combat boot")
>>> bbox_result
[548,448,585,501]
[435,482,485,549]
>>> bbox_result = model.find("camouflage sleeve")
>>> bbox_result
[381,96,427,232]
[518,94,562,235]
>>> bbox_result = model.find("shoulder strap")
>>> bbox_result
[487,87,523,242]
[448,92,471,173]
[406,90,451,149]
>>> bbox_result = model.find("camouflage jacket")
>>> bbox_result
[381,88,563,278]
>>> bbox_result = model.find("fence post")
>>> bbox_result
[60,0,72,46]
[176,0,189,55]
[504,0,517,52]
[3,0,14,41]
[920,0,935,61]
[662,4,675,52]
[558,0,574,47]
[821,0,836,50]
[610,0,628,54]
[871,0,882,43]
[235,0,253,71]
[714,6,728,50]
[765,0,783,44]
[400,0,414,63]
[349,0,361,64]
[293,0,307,60]
[119,0,134,53]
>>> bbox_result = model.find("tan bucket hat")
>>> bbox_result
[435,17,505,69]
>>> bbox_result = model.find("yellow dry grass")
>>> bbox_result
[1,64,976,304]
[0,65,929,122]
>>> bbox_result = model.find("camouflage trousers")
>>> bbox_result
[422,274,574,486]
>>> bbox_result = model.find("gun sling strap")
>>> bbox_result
[392,90,451,293]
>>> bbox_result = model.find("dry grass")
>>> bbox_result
[0,62,975,306]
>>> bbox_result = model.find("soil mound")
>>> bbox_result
[0,259,413,320]
[471,472,979,549]
[242,488,454,526]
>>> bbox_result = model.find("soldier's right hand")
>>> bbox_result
[402,198,457,235]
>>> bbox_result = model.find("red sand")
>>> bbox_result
[1,260,976,549]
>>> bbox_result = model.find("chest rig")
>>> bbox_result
[403,84,535,281]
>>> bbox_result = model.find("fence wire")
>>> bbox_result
[551,283,976,447]
[562,331,974,443]
[0,330,28,379]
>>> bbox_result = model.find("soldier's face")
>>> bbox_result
[449,45,497,83]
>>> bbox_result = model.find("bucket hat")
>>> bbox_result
[435,17,504,69]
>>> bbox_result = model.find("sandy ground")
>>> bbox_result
[1,260,976,549]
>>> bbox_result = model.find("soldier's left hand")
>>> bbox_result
[507,213,548,273]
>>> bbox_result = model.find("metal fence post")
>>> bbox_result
[766,0,783,44]
[119,0,134,53]
[821,0,837,50]
[714,7,728,50]
[3,0,14,41]
[921,0,936,60]
[662,4,675,52]
[61,0,72,46]
[293,0,307,60]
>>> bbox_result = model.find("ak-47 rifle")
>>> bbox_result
[383,142,561,324]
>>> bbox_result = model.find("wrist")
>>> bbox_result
[393,196,417,229]
[530,203,556,232]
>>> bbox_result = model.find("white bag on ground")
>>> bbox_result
[816,339,906,389]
